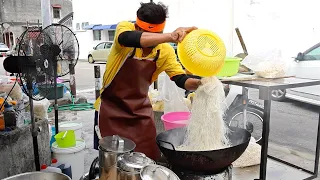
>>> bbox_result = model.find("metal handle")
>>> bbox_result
[156,140,176,151]
[130,152,146,157]
[153,166,171,180]
[112,135,125,150]
[61,131,68,140]
[130,152,147,163]
[235,27,248,55]
[94,125,102,140]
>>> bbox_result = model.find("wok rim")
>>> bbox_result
[156,126,252,153]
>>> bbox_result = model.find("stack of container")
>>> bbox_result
[51,122,86,180]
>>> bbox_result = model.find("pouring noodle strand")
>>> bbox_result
[177,76,230,151]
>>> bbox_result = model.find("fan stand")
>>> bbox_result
[53,57,59,134]
[26,77,40,171]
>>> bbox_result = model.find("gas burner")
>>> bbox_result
[172,165,232,180]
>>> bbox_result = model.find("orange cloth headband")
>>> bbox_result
[136,18,165,33]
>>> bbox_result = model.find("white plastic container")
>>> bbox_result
[51,140,86,180]
[40,164,62,173]
[59,122,83,139]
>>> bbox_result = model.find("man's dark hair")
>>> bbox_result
[137,2,168,24]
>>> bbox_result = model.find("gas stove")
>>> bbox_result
[172,166,232,180]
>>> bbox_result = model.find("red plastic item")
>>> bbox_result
[52,159,57,163]
[41,164,47,170]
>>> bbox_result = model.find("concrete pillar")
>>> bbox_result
[41,0,52,28]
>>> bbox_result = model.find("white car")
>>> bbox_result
[0,43,11,57]
[88,41,113,63]
[271,42,320,105]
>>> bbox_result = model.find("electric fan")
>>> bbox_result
[40,24,79,77]
[37,23,79,135]
[16,26,55,100]
[3,26,55,171]
[3,24,79,171]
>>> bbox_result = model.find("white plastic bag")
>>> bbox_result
[0,82,23,101]
[33,98,51,120]
[161,74,189,114]
[241,49,287,78]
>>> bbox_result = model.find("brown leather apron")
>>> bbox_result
[99,48,161,161]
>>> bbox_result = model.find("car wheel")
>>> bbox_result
[88,55,95,64]
[271,89,286,101]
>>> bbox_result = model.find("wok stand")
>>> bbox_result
[172,165,233,180]
[223,77,320,180]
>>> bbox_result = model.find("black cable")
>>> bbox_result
[0,74,19,111]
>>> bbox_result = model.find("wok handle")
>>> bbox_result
[89,156,99,180]
[157,140,176,151]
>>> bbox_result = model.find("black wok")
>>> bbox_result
[156,127,251,174]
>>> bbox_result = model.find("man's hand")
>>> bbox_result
[185,78,201,91]
[170,26,198,43]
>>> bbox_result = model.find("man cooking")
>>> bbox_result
[94,2,201,161]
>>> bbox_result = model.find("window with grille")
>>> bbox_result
[108,30,115,41]
[93,30,101,41]
[53,7,61,19]
[82,22,89,29]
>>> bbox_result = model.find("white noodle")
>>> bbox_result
[177,76,230,151]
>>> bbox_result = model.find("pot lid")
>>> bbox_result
[140,164,180,180]
[117,152,155,172]
[99,135,136,153]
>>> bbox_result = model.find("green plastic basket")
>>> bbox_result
[38,83,64,100]
[54,130,76,148]
[217,57,242,77]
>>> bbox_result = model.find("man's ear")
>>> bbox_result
[134,24,141,31]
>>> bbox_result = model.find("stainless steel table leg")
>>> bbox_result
[259,100,271,180]
[242,87,249,129]
[314,111,320,176]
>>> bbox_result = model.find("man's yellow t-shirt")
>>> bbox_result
[94,21,186,110]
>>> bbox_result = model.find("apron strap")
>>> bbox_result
[129,48,136,59]
[153,50,160,62]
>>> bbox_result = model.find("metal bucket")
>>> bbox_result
[89,133,136,180]
[117,152,155,180]
[3,172,71,180]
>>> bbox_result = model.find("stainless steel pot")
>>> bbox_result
[3,172,71,180]
[91,126,136,180]
[117,152,155,180]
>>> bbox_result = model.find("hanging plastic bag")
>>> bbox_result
[0,82,23,101]
[161,74,189,114]
[241,49,287,78]
[148,89,164,112]
[33,98,51,120]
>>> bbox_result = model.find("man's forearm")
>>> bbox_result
[140,32,172,47]
[118,31,173,48]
